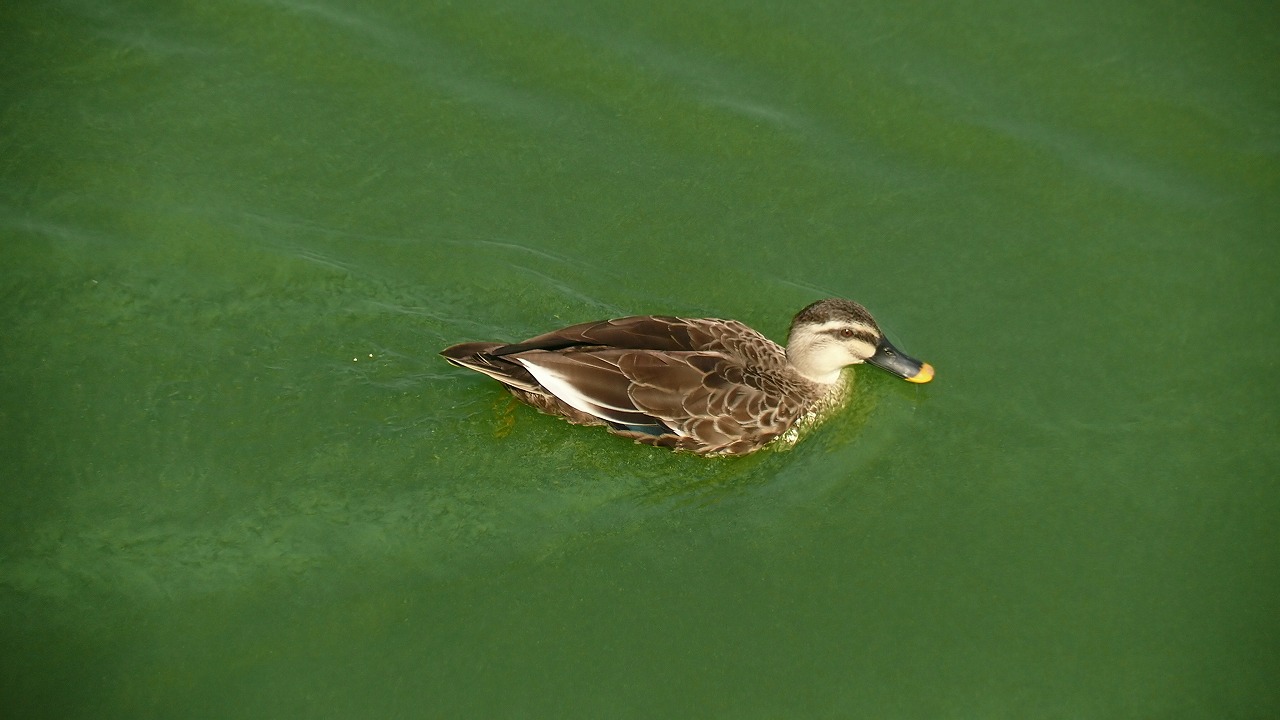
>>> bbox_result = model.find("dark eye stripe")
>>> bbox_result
[828,328,876,345]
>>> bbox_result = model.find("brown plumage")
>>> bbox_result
[440,298,933,456]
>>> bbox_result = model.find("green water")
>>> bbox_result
[3,0,1277,717]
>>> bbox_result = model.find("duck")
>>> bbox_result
[440,298,933,456]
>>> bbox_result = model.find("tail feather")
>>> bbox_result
[440,342,544,394]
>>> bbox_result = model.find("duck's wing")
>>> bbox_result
[440,316,739,418]
[505,348,679,434]
[620,351,806,452]
[510,346,805,453]
[492,316,733,355]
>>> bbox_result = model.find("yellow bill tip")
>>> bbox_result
[906,362,934,384]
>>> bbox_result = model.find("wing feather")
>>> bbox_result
[451,316,814,454]
[620,351,803,451]
[512,350,668,430]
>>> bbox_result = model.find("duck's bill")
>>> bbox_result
[868,336,934,384]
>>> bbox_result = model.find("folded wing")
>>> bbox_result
[444,316,804,454]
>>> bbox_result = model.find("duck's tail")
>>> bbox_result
[440,342,545,394]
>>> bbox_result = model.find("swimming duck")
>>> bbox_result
[440,298,933,456]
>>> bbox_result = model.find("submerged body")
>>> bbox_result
[440,298,933,455]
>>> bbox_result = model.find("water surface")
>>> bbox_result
[2,1,1277,717]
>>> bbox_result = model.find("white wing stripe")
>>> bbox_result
[515,359,600,416]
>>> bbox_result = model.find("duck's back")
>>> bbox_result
[481,316,824,454]
[491,316,753,355]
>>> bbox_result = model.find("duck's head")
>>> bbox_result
[785,298,934,385]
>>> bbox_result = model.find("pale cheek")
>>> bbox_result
[848,341,875,363]
[816,344,858,370]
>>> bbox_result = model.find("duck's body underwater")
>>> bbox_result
[440,298,933,456]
